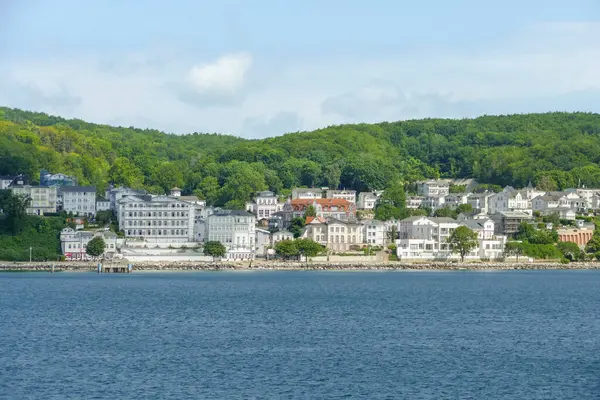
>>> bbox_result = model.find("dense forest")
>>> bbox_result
[1,107,600,208]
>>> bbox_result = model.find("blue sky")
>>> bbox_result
[1,0,599,137]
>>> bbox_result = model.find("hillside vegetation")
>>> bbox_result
[1,107,600,208]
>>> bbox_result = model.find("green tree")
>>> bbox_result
[387,224,399,242]
[95,210,114,226]
[585,235,600,254]
[5,193,31,234]
[108,157,144,188]
[448,226,478,262]
[275,240,300,260]
[289,217,306,238]
[204,241,226,260]
[86,236,106,258]
[150,162,185,194]
[504,241,524,262]
[557,241,581,261]
[304,204,317,218]
[295,238,324,258]
[194,176,220,206]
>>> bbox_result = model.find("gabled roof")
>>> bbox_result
[60,186,96,193]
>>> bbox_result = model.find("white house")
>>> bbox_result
[246,191,284,220]
[406,196,425,209]
[10,185,58,215]
[357,191,382,210]
[291,188,324,200]
[422,195,446,210]
[467,192,494,214]
[106,186,147,211]
[326,189,357,204]
[302,216,363,252]
[60,228,121,260]
[442,193,468,209]
[117,194,196,243]
[60,186,97,216]
[396,216,505,261]
[417,180,450,197]
[362,219,388,246]
[206,210,256,260]
[96,197,111,212]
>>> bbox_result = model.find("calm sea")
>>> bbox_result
[1,270,599,399]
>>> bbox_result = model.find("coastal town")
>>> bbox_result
[1,171,597,264]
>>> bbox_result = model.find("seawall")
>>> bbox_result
[2,261,600,272]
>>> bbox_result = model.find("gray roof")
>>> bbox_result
[293,188,323,193]
[211,210,254,217]
[428,217,457,223]
[60,186,96,193]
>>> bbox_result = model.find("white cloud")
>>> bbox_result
[0,22,599,137]
[187,52,252,94]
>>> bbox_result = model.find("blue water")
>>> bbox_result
[1,271,600,399]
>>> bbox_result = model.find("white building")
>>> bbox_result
[489,185,544,214]
[396,216,505,261]
[206,210,256,259]
[302,216,363,252]
[406,196,425,209]
[443,193,468,209]
[357,191,382,210]
[246,191,284,220]
[467,192,494,214]
[417,180,450,197]
[117,194,196,243]
[60,186,97,216]
[422,195,446,210]
[96,197,111,212]
[362,220,389,246]
[291,188,324,200]
[0,175,25,189]
[106,186,147,211]
[10,185,58,215]
[60,228,120,260]
[326,189,357,204]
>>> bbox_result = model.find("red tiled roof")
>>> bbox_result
[290,198,353,212]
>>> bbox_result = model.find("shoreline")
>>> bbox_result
[2,261,600,273]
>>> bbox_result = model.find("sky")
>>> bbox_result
[1,0,599,138]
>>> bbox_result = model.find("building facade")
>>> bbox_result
[302,217,363,252]
[357,191,382,210]
[326,189,357,204]
[10,185,58,215]
[40,170,77,187]
[291,188,324,200]
[60,228,119,260]
[60,186,97,216]
[281,198,357,225]
[206,210,256,259]
[417,180,450,197]
[117,194,196,243]
[246,191,284,220]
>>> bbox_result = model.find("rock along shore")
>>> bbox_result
[1,260,600,272]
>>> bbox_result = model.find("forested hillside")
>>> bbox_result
[1,107,600,208]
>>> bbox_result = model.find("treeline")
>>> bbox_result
[1,107,600,208]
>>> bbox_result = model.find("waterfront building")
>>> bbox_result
[301,216,363,252]
[206,210,256,260]
[106,186,147,211]
[117,194,196,243]
[490,211,533,235]
[60,228,120,260]
[362,219,389,246]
